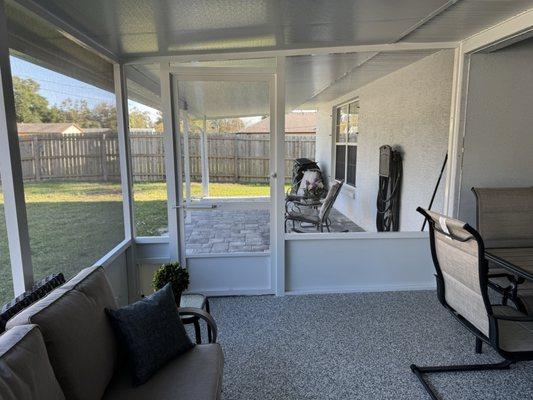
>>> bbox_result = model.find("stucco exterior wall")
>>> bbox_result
[458,40,533,226]
[315,50,454,231]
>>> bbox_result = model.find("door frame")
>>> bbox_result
[161,65,283,294]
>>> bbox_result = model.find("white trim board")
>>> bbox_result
[124,42,458,64]
[286,282,436,296]
[461,8,533,54]
[286,231,428,240]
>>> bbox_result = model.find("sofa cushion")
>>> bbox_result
[106,283,194,386]
[103,344,224,400]
[0,324,65,400]
[6,266,118,400]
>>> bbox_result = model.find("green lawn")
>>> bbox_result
[0,180,273,304]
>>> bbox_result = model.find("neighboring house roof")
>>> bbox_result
[83,127,112,134]
[17,122,83,135]
[244,112,317,134]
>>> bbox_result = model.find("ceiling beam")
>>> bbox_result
[123,41,458,65]
[461,7,533,53]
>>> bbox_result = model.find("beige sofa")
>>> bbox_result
[0,266,223,400]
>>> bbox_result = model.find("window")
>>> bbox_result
[334,100,358,186]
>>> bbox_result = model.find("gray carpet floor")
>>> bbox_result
[203,291,533,400]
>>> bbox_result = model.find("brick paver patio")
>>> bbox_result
[184,208,363,255]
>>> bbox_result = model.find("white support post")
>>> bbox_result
[114,64,135,241]
[160,64,186,265]
[0,0,33,294]
[443,45,469,218]
[182,109,192,203]
[273,56,286,296]
[113,63,139,302]
[200,115,209,197]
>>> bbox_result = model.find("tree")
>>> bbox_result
[13,77,50,123]
[208,118,245,133]
[154,112,164,132]
[129,109,154,129]
[91,102,117,129]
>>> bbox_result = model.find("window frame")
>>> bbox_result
[333,98,359,187]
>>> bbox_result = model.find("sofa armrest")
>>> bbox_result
[178,307,218,343]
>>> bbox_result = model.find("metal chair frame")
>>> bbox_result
[285,180,343,233]
[412,207,533,400]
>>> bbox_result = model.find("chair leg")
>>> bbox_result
[410,360,513,400]
[193,319,202,344]
[475,337,482,354]
[205,299,212,343]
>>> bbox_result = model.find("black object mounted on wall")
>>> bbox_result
[376,145,403,232]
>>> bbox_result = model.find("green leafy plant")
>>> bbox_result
[152,262,189,306]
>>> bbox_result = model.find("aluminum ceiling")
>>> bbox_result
[13,0,533,114]
[33,0,451,57]
[405,0,533,42]
[132,50,438,117]
[178,80,270,119]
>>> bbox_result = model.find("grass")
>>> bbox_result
[0,180,274,304]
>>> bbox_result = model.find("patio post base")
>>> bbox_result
[410,359,513,400]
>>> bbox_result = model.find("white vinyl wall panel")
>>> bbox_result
[103,250,129,306]
[286,233,434,293]
[138,254,272,297]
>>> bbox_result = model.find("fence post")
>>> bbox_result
[32,136,41,181]
[233,134,239,183]
[100,133,108,181]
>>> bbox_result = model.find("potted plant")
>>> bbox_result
[152,262,189,306]
[303,179,325,200]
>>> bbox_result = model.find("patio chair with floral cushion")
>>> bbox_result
[285,180,344,232]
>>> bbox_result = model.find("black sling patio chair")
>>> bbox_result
[285,180,343,233]
[472,187,533,313]
[412,207,533,400]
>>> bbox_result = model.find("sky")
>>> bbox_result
[10,56,161,122]
[9,56,315,127]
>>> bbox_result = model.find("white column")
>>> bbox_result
[443,45,469,218]
[114,64,135,240]
[0,0,33,294]
[200,115,209,197]
[182,108,192,202]
[273,56,286,296]
[160,64,186,265]
[113,63,139,302]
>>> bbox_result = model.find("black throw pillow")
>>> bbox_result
[106,283,194,386]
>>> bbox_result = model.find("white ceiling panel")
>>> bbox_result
[178,79,270,119]
[403,0,533,42]
[299,50,437,106]
[33,0,450,57]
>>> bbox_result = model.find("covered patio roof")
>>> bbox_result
[9,0,533,116]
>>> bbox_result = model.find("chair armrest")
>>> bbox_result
[286,194,306,202]
[490,313,533,322]
[178,307,218,343]
[487,273,515,279]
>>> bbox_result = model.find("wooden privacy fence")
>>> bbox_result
[19,132,316,184]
